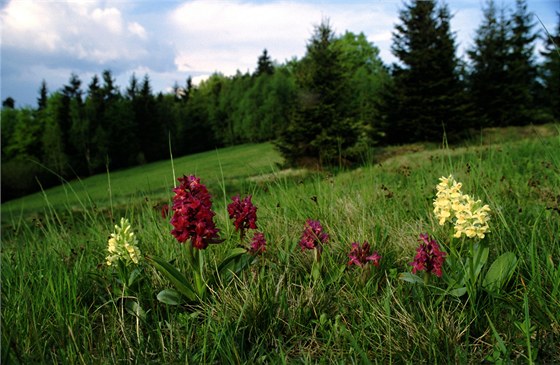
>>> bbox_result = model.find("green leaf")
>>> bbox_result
[146,255,197,301]
[157,289,183,305]
[399,272,424,284]
[311,261,321,281]
[216,247,248,275]
[125,300,147,321]
[470,243,490,281]
[483,252,518,294]
[128,268,142,287]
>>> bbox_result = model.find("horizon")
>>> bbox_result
[1,0,558,108]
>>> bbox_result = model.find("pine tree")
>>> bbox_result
[385,0,464,143]
[255,49,274,76]
[539,14,559,121]
[37,80,48,111]
[467,1,511,127]
[2,97,15,109]
[276,20,357,167]
[507,0,538,125]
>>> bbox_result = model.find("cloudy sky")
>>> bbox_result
[1,0,558,107]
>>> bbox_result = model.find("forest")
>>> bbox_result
[1,0,559,202]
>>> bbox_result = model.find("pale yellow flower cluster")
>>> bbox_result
[433,175,491,239]
[106,218,142,266]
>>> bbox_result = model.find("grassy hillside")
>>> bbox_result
[2,125,559,363]
[1,143,282,223]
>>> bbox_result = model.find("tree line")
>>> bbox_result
[2,0,559,202]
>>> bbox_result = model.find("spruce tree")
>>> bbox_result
[385,0,464,143]
[539,14,559,121]
[507,0,538,125]
[255,49,274,76]
[467,0,512,128]
[276,20,356,167]
[37,80,48,111]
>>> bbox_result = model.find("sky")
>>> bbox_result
[1,0,558,108]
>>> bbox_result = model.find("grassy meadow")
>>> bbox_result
[1,125,559,363]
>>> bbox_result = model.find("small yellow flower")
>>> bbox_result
[433,175,491,239]
[106,218,142,266]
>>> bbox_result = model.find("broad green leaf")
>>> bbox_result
[312,261,321,281]
[216,247,248,275]
[471,243,490,280]
[146,255,197,301]
[125,300,147,320]
[128,268,142,287]
[483,252,517,294]
[399,272,424,284]
[157,289,183,305]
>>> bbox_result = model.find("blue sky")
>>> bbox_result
[1,0,558,108]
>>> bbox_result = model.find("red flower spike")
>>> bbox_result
[249,231,267,255]
[299,219,329,251]
[348,241,381,267]
[170,175,220,249]
[227,195,258,236]
[409,233,446,277]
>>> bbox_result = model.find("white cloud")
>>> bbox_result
[128,22,148,39]
[168,0,398,75]
[0,0,150,64]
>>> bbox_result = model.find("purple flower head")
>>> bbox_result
[348,241,381,267]
[299,219,329,251]
[249,231,267,255]
[410,233,446,277]
[227,195,258,235]
[170,175,220,249]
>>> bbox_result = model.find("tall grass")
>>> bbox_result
[2,125,559,363]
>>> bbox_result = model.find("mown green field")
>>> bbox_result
[2,125,559,363]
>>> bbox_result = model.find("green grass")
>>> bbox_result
[1,143,282,224]
[2,126,559,363]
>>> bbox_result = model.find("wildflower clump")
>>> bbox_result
[170,175,219,249]
[348,241,381,267]
[433,175,491,239]
[106,218,142,266]
[227,195,258,239]
[410,233,446,277]
[299,219,329,251]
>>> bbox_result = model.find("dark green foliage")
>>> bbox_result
[37,80,48,111]
[277,21,347,166]
[468,0,542,127]
[507,0,539,125]
[384,0,466,143]
[277,21,387,167]
[2,97,15,108]
[467,1,512,128]
[255,48,274,76]
[539,14,560,121]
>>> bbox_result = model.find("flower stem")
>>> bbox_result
[423,272,430,285]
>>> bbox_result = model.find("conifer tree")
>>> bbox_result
[276,20,357,166]
[507,0,538,125]
[385,0,464,143]
[255,49,274,76]
[539,14,560,121]
[37,80,48,111]
[467,0,511,128]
